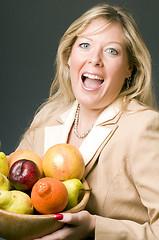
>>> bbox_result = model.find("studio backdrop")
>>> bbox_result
[1,0,159,154]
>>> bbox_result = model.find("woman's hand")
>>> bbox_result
[34,210,96,240]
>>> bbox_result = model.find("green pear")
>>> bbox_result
[63,179,83,210]
[0,190,34,214]
[0,152,9,177]
[0,173,10,190]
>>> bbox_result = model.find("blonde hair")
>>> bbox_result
[25,3,156,132]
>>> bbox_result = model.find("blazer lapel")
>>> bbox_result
[79,108,122,167]
[81,100,123,177]
[44,124,69,153]
[44,102,78,153]
[79,125,115,166]
[83,124,118,178]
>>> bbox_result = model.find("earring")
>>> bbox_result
[126,76,131,90]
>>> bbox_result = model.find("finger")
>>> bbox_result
[58,213,75,224]
[58,211,86,225]
[34,225,76,240]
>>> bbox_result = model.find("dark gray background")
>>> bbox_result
[1,0,159,155]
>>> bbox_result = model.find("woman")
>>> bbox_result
[16,3,159,240]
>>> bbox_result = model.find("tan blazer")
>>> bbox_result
[17,99,159,240]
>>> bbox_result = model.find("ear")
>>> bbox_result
[126,64,133,78]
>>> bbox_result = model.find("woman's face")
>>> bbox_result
[68,18,132,110]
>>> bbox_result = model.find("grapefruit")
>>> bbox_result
[42,143,85,181]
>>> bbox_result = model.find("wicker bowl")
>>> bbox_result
[0,178,90,240]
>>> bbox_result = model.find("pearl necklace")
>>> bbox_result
[74,104,93,138]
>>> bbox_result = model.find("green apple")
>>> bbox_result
[0,173,10,190]
[63,179,83,210]
[0,190,34,214]
[0,152,9,177]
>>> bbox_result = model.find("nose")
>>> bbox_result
[88,49,103,67]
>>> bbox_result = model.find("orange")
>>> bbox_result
[42,143,85,181]
[8,149,43,177]
[31,177,68,214]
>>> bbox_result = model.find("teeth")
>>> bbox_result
[83,73,103,80]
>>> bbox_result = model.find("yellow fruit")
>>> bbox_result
[0,190,34,214]
[63,179,83,210]
[0,152,9,177]
[0,173,10,191]
[42,144,85,181]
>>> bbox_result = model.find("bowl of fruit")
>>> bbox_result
[0,144,91,240]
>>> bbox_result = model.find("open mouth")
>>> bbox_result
[82,73,104,90]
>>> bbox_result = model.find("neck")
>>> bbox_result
[77,105,104,133]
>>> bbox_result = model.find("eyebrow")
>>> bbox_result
[107,41,123,47]
[77,36,124,47]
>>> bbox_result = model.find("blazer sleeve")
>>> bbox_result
[15,125,45,158]
[95,110,159,240]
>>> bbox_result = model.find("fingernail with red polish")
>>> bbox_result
[53,214,63,220]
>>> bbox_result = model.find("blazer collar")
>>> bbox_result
[44,99,122,168]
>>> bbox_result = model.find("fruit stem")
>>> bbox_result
[80,188,92,192]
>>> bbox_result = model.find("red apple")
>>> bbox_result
[8,149,43,177]
[8,159,41,191]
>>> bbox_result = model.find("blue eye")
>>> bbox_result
[79,43,90,49]
[107,48,118,55]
